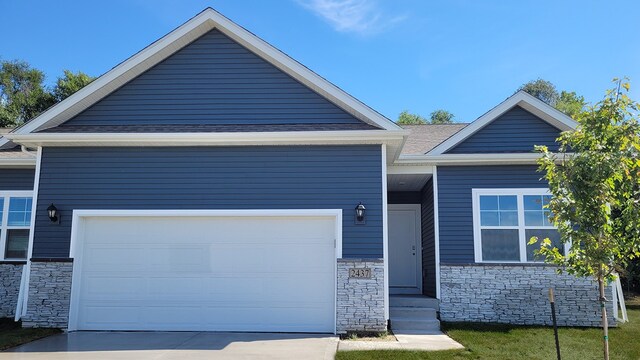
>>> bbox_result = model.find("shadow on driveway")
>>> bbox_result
[4,331,338,359]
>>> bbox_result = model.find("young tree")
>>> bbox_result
[397,110,427,125]
[532,79,640,360]
[429,109,454,124]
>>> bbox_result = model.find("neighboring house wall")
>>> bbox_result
[437,165,547,263]
[446,106,562,153]
[420,179,436,297]
[0,168,34,318]
[59,29,367,128]
[33,145,383,259]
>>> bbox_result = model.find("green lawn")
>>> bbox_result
[0,319,61,351]
[336,296,640,360]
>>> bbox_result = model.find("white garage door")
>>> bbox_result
[70,213,337,333]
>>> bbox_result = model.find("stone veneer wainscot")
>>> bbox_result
[0,263,24,318]
[440,263,616,327]
[22,261,73,328]
[336,259,386,333]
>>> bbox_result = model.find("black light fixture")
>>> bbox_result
[47,203,59,224]
[355,202,366,225]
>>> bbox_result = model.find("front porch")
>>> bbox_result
[387,168,437,298]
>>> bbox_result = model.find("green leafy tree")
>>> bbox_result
[556,90,587,118]
[53,70,95,102]
[0,60,55,127]
[430,109,454,124]
[518,78,559,106]
[397,110,427,125]
[532,79,640,360]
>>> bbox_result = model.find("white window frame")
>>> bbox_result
[0,191,34,261]
[472,188,567,263]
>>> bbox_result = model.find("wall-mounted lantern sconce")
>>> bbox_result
[355,202,366,225]
[47,203,60,224]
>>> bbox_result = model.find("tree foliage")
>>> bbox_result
[397,110,427,125]
[429,109,454,124]
[53,70,95,102]
[0,60,95,127]
[532,79,640,360]
[397,109,455,125]
[518,79,587,119]
[0,60,55,127]
[518,78,559,106]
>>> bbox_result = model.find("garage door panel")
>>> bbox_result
[74,214,337,333]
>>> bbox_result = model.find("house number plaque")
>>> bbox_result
[349,268,372,278]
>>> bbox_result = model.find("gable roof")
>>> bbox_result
[1,8,402,149]
[427,91,577,155]
[399,124,467,155]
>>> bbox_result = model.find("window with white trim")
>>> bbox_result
[0,192,33,261]
[472,189,565,263]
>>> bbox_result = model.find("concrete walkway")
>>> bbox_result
[3,331,339,360]
[338,331,464,352]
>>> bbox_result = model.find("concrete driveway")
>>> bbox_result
[3,331,339,360]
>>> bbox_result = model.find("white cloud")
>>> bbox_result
[297,0,405,35]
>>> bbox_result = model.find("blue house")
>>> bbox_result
[0,8,617,334]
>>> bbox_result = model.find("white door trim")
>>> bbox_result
[388,203,422,293]
[67,208,343,333]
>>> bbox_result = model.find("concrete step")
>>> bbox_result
[391,317,441,332]
[389,295,440,310]
[390,306,437,319]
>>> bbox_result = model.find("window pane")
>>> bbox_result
[480,196,498,210]
[5,229,29,259]
[8,197,32,226]
[543,210,553,226]
[480,211,499,226]
[481,229,520,261]
[525,210,544,226]
[499,211,519,226]
[524,195,543,210]
[0,198,3,222]
[526,229,564,262]
[499,195,517,211]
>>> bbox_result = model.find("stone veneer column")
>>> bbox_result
[0,263,25,318]
[22,261,73,328]
[336,258,386,334]
[440,264,616,327]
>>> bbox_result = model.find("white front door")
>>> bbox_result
[68,212,338,333]
[388,204,422,294]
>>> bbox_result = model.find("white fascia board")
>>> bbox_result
[396,153,547,166]
[0,8,400,150]
[6,130,407,148]
[0,159,37,168]
[428,91,577,155]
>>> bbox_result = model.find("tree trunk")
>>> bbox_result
[598,275,610,360]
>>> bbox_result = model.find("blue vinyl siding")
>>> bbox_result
[437,165,548,263]
[447,106,562,153]
[420,179,436,297]
[33,145,382,258]
[0,169,35,190]
[59,29,366,128]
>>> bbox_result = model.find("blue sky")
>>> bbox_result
[2,0,638,123]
